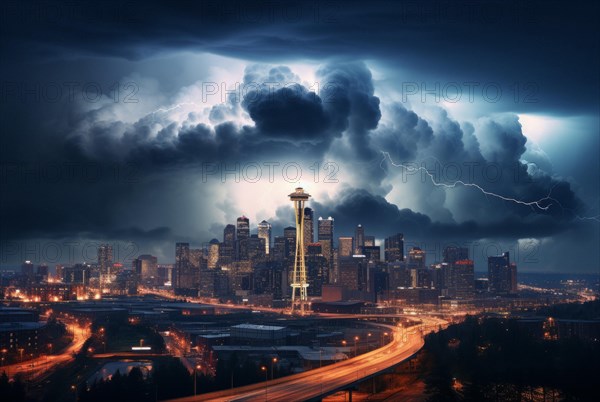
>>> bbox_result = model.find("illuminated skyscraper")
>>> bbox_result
[257,220,272,255]
[362,246,381,262]
[303,207,314,252]
[289,187,311,314]
[354,224,365,254]
[208,239,220,269]
[488,252,517,294]
[408,247,426,268]
[273,236,287,261]
[236,216,250,239]
[443,246,469,264]
[283,226,297,260]
[21,260,34,277]
[384,233,404,262]
[338,237,354,257]
[133,254,158,285]
[452,259,475,299]
[174,242,191,291]
[318,216,334,268]
[236,216,250,260]
[220,224,236,264]
[98,244,113,269]
[98,244,113,289]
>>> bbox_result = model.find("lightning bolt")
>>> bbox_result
[381,151,600,222]
[380,151,559,212]
[574,214,600,222]
[146,102,201,121]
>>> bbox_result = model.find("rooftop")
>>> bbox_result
[232,323,286,331]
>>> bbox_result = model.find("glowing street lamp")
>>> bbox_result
[271,357,278,380]
[261,366,268,400]
[381,332,389,347]
[193,365,202,396]
[354,336,359,357]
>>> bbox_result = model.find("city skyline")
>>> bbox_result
[0,199,595,274]
[1,2,598,401]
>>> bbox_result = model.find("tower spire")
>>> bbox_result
[288,187,311,315]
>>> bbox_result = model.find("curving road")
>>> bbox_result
[1,321,90,382]
[170,316,446,402]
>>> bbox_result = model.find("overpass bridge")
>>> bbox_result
[169,316,446,402]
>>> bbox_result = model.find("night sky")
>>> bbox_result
[1,0,598,273]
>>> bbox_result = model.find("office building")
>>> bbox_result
[452,259,475,299]
[133,254,158,285]
[283,226,297,260]
[443,246,469,264]
[303,207,314,252]
[384,233,404,262]
[354,224,365,254]
[338,237,353,257]
[408,247,426,268]
[208,239,220,269]
[237,216,250,260]
[318,216,334,268]
[220,224,236,264]
[257,220,272,255]
[488,252,517,294]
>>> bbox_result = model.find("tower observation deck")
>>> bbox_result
[288,187,311,314]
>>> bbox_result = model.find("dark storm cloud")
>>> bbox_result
[2,0,597,114]
[0,57,589,246]
[243,84,331,139]
[317,62,381,157]
[372,104,433,161]
[312,187,581,241]
[61,61,383,170]
[477,115,527,165]
[346,93,590,237]
[0,1,598,271]
[0,59,378,244]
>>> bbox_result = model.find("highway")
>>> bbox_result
[169,316,446,402]
[1,321,90,382]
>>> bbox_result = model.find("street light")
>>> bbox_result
[18,348,24,362]
[46,343,53,365]
[193,364,201,396]
[271,357,277,380]
[261,366,268,401]
[354,336,359,357]
[385,331,390,346]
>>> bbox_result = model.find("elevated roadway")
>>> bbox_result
[170,316,446,402]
